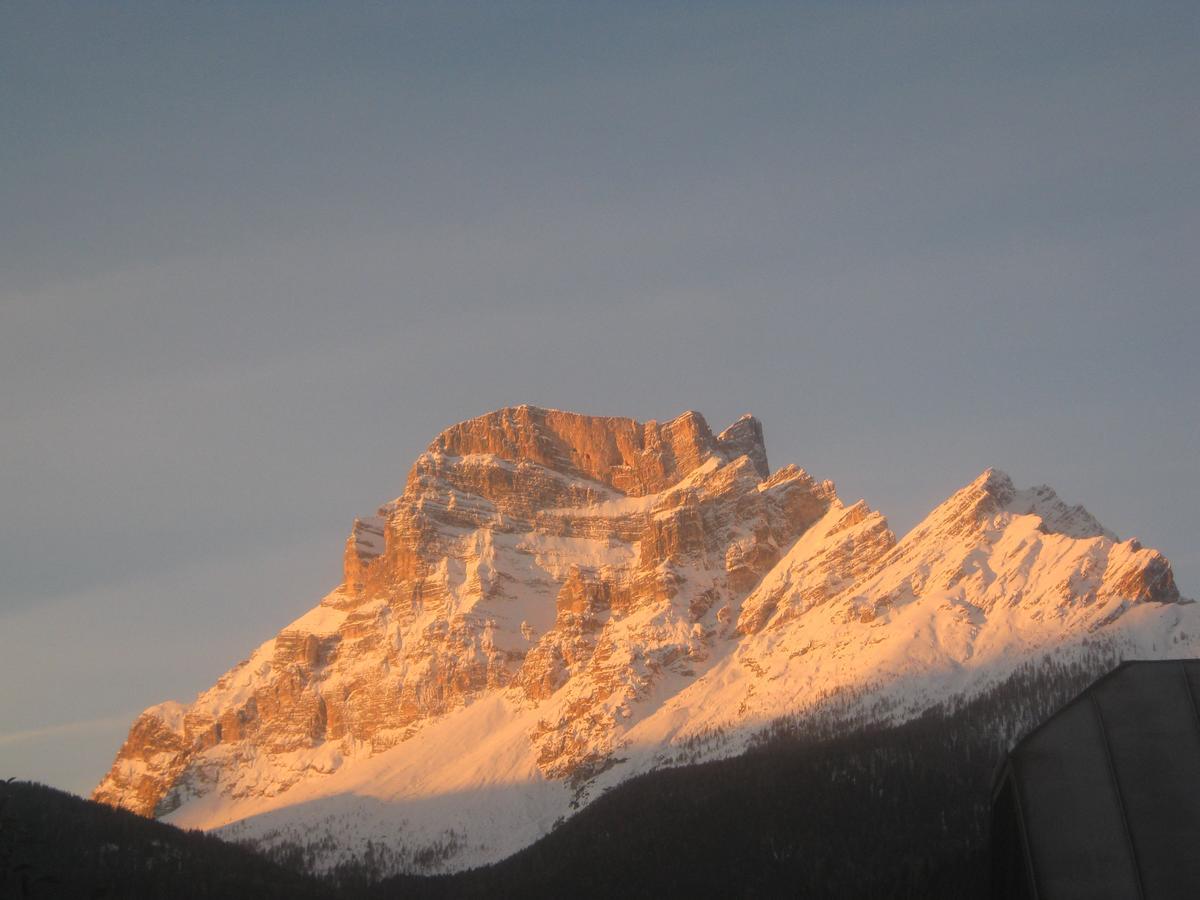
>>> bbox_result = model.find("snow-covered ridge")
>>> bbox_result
[972,467,1116,540]
[93,407,1192,875]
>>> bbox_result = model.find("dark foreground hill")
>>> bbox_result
[0,779,333,899]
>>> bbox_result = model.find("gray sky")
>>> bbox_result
[2,1,1197,797]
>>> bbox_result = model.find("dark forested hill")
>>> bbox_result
[0,779,333,899]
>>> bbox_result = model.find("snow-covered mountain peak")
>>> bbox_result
[909,468,1115,544]
[1002,482,1116,540]
[93,409,1194,875]
[970,465,1012,489]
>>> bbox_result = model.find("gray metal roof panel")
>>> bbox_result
[1004,660,1200,900]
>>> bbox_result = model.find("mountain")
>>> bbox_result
[93,406,1193,875]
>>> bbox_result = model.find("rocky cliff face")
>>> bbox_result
[94,407,827,816]
[94,407,1194,873]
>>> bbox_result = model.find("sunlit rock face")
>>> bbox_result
[95,406,830,814]
[94,406,1193,874]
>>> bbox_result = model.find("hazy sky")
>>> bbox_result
[3,1,1198,796]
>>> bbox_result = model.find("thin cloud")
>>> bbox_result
[0,715,133,748]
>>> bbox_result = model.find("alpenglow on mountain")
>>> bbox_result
[94,406,1193,873]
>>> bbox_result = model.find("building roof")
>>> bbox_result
[995,659,1200,900]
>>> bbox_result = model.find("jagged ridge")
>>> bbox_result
[94,406,1192,874]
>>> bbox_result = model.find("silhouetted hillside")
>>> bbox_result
[0,779,333,899]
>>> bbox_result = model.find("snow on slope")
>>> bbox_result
[94,408,1194,874]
